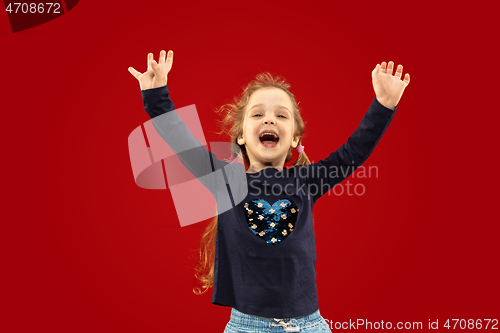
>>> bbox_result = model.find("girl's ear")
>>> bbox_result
[291,136,300,148]
[237,136,245,145]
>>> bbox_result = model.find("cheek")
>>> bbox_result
[243,124,257,141]
[241,121,251,138]
[281,125,293,140]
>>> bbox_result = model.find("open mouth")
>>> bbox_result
[259,131,279,148]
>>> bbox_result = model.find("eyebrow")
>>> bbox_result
[249,104,291,113]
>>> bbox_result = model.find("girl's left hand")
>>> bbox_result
[371,61,410,110]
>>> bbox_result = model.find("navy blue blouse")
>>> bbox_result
[140,85,397,318]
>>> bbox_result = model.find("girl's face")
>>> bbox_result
[239,88,299,171]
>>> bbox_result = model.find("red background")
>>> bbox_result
[2,0,498,331]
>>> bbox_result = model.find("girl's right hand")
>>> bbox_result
[128,50,174,90]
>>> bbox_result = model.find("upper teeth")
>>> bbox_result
[260,132,278,138]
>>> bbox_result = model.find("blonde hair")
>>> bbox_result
[193,72,311,295]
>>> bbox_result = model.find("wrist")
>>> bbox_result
[376,96,396,110]
[141,84,169,94]
[152,76,168,89]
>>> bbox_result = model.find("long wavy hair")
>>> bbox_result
[192,72,312,295]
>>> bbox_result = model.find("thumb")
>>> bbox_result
[128,67,142,79]
[372,64,380,84]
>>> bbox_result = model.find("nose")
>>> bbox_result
[263,118,276,125]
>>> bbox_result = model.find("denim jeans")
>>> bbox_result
[223,307,332,333]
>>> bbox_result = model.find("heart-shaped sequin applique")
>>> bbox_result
[244,199,299,245]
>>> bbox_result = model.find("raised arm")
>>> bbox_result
[303,61,410,202]
[128,50,247,208]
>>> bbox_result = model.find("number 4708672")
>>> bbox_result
[444,319,498,330]
[5,3,61,14]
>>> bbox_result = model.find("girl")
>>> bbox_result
[128,50,410,332]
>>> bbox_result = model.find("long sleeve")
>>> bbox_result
[302,96,398,203]
[141,85,176,118]
[140,85,247,211]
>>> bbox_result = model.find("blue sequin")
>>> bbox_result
[244,199,299,245]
